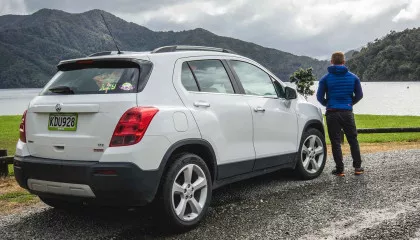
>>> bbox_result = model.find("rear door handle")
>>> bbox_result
[254,107,265,112]
[193,101,210,108]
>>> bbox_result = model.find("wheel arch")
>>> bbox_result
[158,139,218,185]
[303,119,325,136]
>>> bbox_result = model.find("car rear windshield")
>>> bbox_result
[41,60,150,95]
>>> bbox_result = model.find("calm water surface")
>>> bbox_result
[307,82,420,116]
[0,82,419,116]
[0,88,42,116]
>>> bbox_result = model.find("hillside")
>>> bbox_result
[347,28,420,81]
[0,9,329,88]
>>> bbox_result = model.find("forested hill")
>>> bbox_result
[347,28,420,82]
[0,9,328,88]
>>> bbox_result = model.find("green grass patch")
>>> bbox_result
[0,191,36,203]
[325,114,420,144]
[0,115,20,156]
[0,115,21,176]
[354,115,420,128]
[8,164,13,177]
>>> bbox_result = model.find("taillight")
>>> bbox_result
[110,107,159,147]
[19,110,27,143]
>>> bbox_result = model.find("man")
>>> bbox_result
[316,52,364,176]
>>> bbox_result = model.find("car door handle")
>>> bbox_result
[193,101,211,108]
[254,107,266,112]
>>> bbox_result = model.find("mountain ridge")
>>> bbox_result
[0,8,329,88]
[347,28,420,81]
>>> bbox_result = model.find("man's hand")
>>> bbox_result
[353,77,363,105]
[316,76,328,106]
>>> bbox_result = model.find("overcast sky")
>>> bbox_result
[1,0,419,59]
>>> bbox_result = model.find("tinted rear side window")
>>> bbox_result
[41,60,147,95]
[187,60,234,94]
[181,62,199,91]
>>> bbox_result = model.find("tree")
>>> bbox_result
[289,67,316,99]
[347,27,420,81]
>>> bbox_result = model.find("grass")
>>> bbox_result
[353,115,420,128]
[0,115,20,176]
[325,114,420,144]
[0,177,39,214]
[0,191,36,203]
[8,164,13,176]
[0,115,20,156]
[0,116,35,214]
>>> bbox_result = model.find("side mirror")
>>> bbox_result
[285,86,297,100]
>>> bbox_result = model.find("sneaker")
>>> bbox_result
[354,167,364,175]
[331,169,345,177]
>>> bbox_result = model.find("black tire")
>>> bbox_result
[39,197,85,211]
[295,128,327,180]
[158,153,212,232]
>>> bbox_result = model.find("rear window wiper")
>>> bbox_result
[49,86,75,94]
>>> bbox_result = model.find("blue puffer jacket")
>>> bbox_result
[316,65,363,111]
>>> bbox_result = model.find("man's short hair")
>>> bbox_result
[331,52,345,65]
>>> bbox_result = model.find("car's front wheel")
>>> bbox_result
[159,153,212,231]
[295,128,327,180]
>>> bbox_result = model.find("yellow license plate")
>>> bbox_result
[48,113,78,131]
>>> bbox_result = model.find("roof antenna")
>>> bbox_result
[100,13,121,54]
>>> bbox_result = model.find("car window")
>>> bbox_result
[41,61,143,95]
[188,60,234,94]
[271,77,286,98]
[181,62,199,91]
[41,68,139,95]
[230,60,277,97]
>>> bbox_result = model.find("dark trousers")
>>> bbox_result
[326,111,362,171]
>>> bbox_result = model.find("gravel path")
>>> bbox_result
[1,149,420,239]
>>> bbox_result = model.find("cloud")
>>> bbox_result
[122,0,408,36]
[291,0,404,34]
[22,0,181,14]
[0,0,27,15]
[1,0,419,58]
[118,0,419,57]
[393,0,420,22]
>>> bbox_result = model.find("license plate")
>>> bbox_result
[48,113,78,131]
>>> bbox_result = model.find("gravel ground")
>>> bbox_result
[1,149,420,239]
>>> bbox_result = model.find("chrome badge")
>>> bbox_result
[55,104,62,113]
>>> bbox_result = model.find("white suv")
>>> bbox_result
[14,45,326,230]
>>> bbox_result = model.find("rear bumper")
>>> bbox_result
[14,155,160,206]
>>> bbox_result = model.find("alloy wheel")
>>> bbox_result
[301,135,325,174]
[171,164,208,221]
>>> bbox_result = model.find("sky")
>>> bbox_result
[0,0,419,59]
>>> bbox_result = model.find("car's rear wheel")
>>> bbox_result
[295,128,327,180]
[159,153,212,231]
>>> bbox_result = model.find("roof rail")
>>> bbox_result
[151,45,237,54]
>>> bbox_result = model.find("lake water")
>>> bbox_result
[0,82,419,116]
[0,88,42,116]
[306,82,420,116]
